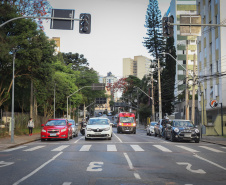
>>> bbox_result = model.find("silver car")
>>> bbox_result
[147,122,157,136]
[68,119,79,137]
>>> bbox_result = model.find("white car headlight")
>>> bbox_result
[42,129,46,132]
[174,128,179,133]
[61,128,66,132]
[195,129,200,133]
[86,128,92,131]
[103,127,110,131]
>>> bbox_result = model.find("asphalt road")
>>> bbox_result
[0,128,226,185]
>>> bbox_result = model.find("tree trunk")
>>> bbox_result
[30,80,34,118]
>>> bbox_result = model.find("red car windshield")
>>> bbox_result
[46,120,66,126]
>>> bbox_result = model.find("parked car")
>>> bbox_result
[85,117,113,140]
[164,119,200,143]
[154,119,171,137]
[68,119,79,137]
[41,118,73,141]
[146,122,158,136]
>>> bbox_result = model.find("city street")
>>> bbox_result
[0,128,226,185]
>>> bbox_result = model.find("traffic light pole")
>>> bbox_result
[0,16,82,28]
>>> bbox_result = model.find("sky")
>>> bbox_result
[43,0,170,78]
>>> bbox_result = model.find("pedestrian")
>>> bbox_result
[27,118,34,136]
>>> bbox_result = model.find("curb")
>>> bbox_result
[7,138,41,149]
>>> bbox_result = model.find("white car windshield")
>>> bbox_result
[88,119,109,125]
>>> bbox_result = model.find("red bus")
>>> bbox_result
[117,112,136,134]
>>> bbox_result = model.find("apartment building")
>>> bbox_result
[123,55,151,80]
[197,0,226,135]
[165,0,197,98]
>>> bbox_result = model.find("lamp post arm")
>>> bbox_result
[135,86,152,100]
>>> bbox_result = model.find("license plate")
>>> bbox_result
[95,132,101,135]
[50,133,56,136]
[184,133,191,137]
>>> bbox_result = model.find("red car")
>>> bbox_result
[41,119,73,141]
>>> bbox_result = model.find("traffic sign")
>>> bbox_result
[210,100,218,108]
[50,9,75,30]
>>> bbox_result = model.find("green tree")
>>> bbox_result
[161,37,177,115]
[143,0,164,60]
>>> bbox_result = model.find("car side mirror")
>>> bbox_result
[41,124,44,127]
[75,123,78,126]
[68,123,72,126]
[110,123,113,126]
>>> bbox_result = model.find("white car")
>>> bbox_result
[85,118,113,140]
[147,122,157,136]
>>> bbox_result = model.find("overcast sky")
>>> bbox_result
[43,0,170,78]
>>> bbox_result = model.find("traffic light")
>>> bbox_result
[162,15,174,37]
[79,13,91,34]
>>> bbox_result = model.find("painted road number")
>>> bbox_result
[87,162,103,172]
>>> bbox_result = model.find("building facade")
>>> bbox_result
[197,0,226,135]
[165,0,197,99]
[123,55,151,80]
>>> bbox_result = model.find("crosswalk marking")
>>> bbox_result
[199,146,224,153]
[51,145,69,151]
[62,182,71,185]
[79,145,91,151]
[2,146,27,152]
[23,146,45,151]
[130,145,144,152]
[153,145,172,152]
[107,145,117,151]
[176,145,199,153]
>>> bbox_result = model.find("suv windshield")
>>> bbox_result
[46,120,66,126]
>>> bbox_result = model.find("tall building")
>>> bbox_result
[52,37,60,55]
[123,55,151,80]
[165,0,197,98]
[197,0,226,135]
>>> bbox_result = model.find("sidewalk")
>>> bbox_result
[0,133,40,151]
[0,133,226,152]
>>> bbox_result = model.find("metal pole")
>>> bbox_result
[191,54,196,124]
[11,50,16,143]
[67,96,69,119]
[185,43,189,120]
[151,71,155,121]
[158,58,162,120]
[221,103,224,136]
[137,88,139,127]
[54,83,56,119]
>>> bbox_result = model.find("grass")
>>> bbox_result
[0,128,41,137]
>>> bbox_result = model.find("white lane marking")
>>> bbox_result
[13,152,63,185]
[194,153,226,170]
[62,182,72,185]
[113,133,123,143]
[79,145,91,151]
[23,146,45,151]
[123,153,141,180]
[107,145,117,152]
[0,161,14,168]
[134,173,141,179]
[74,137,83,143]
[130,145,144,152]
[153,145,172,152]
[177,162,206,174]
[87,162,103,171]
[176,145,199,153]
[51,145,69,151]
[2,146,27,152]
[199,146,224,153]
[222,147,226,149]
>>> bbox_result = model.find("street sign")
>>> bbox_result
[210,100,218,108]
[96,98,107,104]
[180,15,201,36]
[92,83,105,90]
[114,102,127,107]
[50,9,75,30]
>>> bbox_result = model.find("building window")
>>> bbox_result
[183,60,186,64]
[216,60,219,72]
[210,64,213,75]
